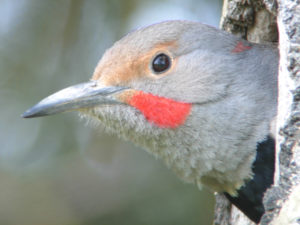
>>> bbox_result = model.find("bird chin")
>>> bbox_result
[77,105,139,138]
[77,109,103,128]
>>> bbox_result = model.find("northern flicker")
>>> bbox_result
[23,20,278,223]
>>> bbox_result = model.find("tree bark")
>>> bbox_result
[220,0,278,43]
[261,0,300,224]
[215,0,300,224]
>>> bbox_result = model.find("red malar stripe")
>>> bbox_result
[128,91,191,128]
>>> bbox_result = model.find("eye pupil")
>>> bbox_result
[152,53,171,73]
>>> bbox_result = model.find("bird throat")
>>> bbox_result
[128,91,191,128]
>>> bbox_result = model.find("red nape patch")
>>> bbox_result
[232,41,252,53]
[128,91,192,128]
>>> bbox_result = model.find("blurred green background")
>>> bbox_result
[0,0,222,224]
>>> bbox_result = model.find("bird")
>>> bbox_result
[22,20,278,223]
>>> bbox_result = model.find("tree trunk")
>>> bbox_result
[215,0,300,224]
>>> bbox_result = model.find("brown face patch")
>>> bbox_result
[91,41,178,86]
[115,89,138,103]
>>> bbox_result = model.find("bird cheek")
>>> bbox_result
[117,90,192,128]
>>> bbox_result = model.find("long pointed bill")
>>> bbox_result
[22,81,127,118]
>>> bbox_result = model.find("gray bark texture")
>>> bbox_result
[215,0,300,225]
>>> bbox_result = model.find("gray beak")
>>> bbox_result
[22,81,127,118]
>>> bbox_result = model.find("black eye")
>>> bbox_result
[152,53,171,73]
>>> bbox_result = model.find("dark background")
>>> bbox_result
[0,0,222,224]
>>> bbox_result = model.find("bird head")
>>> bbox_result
[23,21,236,127]
[23,20,277,194]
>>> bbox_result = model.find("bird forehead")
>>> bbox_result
[91,40,177,86]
